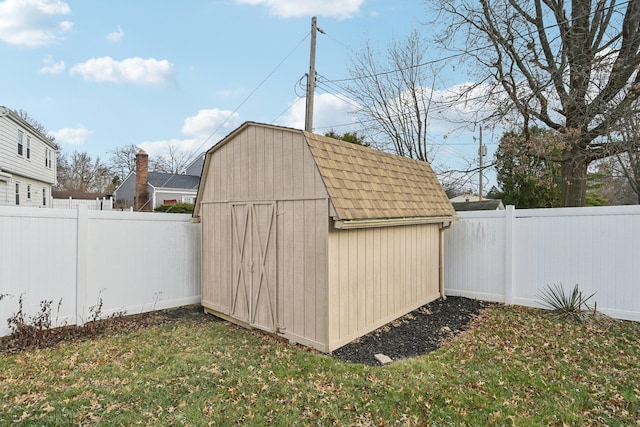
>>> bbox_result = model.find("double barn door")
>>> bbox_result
[230,203,277,333]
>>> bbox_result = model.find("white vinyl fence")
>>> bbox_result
[0,206,201,337]
[2,204,638,337]
[51,196,114,210]
[445,205,640,321]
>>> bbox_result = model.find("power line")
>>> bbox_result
[185,32,310,164]
[320,0,632,84]
[271,95,305,124]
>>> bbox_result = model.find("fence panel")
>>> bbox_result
[445,205,640,321]
[0,208,78,335]
[85,210,201,319]
[0,206,201,337]
[444,210,507,302]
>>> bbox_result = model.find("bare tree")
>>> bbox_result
[15,108,56,144]
[346,30,440,162]
[56,150,113,193]
[150,143,193,174]
[431,0,640,206]
[608,113,640,203]
[108,144,139,182]
[616,150,640,204]
[591,156,639,204]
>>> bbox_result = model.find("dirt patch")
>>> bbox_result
[332,296,494,365]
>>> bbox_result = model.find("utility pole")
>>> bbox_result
[478,125,486,201]
[305,16,320,132]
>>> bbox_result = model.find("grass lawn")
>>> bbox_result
[1,304,639,426]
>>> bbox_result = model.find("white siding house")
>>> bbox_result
[0,106,57,207]
[115,171,200,209]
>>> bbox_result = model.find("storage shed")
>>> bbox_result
[193,122,456,352]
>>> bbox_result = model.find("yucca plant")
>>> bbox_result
[537,283,597,322]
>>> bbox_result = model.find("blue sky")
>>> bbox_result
[0,0,494,188]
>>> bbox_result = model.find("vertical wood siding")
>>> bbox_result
[445,205,640,321]
[201,203,230,314]
[327,223,441,351]
[275,199,329,348]
[199,126,331,350]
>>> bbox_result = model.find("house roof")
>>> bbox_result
[304,131,455,221]
[147,172,200,190]
[452,199,504,211]
[0,106,58,150]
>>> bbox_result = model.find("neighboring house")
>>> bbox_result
[0,106,57,207]
[52,191,114,210]
[114,150,200,210]
[184,152,205,177]
[449,192,489,203]
[451,199,505,211]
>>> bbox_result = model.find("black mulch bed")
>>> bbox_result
[332,296,494,366]
[1,298,493,364]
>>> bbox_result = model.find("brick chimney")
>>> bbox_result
[134,149,151,211]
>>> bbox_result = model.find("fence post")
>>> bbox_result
[504,205,515,304]
[76,205,88,325]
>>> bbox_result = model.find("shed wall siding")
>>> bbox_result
[200,125,331,350]
[276,199,329,349]
[201,126,327,203]
[201,203,230,313]
[327,223,441,351]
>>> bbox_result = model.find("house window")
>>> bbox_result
[17,131,23,155]
[26,136,31,159]
[48,150,53,169]
[27,185,31,199]
[43,189,46,206]
[45,148,48,167]
[15,183,20,205]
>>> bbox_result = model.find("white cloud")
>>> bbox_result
[0,0,72,46]
[182,109,241,140]
[40,54,65,74]
[50,126,93,145]
[70,56,175,86]
[277,92,360,132]
[137,109,241,161]
[235,0,363,19]
[106,25,124,42]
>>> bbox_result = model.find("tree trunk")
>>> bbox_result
[560,149,590,207]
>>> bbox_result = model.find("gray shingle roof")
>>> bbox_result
[451,199,504,211]
[147,172,200,190]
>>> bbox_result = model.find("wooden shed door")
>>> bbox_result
[230,203,277,333]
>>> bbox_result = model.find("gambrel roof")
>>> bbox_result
[194,122,455,227]
[304,131,455,223]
